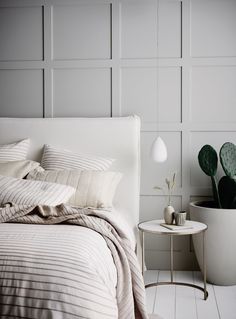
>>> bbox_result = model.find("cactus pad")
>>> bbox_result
[218,176,236,209]
[220,142,236,178]
[198,145,218,177]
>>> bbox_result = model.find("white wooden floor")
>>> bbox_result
[144,270,236,319]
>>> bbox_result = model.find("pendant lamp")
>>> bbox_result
[150,0,167,163]
[150,136,167,163]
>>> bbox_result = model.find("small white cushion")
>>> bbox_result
[0,139,30,161]
[41,144,114,171]
[27,169,122,208]
[0,160,40,178]
[0,175,75,206]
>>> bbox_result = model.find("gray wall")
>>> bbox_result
[1,0,236,269]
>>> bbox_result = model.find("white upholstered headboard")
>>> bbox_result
[0,116,140,231]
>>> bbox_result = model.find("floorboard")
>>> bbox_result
[154,271,176,319]
[213,284,236,319]
[144,270,159,314]
[145,271,236,319]
[193,271,220,319]
[175,271,197,319]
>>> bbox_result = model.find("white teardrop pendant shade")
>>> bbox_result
[150,136,168,163]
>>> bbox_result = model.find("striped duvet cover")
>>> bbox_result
[0,204,148,319]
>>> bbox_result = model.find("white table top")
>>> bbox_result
[138,219,207,235]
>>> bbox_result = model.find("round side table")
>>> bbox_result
[138,219,208,300]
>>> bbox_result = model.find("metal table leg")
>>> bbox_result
[141,230,145,275]
[170,234,174,283]
[203,230,207,300]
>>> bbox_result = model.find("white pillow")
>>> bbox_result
[0,139,30,161]
[0,160,40,178]
[0,175,75,206]
[41,144,114,171]
[27,169,122,208]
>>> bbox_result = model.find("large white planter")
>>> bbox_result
[190,201,236,286]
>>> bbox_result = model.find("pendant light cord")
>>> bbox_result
[150,0,168,163]
[156,0,160,133]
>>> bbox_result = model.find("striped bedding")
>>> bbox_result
[0,204,148,319]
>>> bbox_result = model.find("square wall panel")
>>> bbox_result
[121,0,181,59]
[191,66,236,122]
[0,69,43,117]
[141,131,182,194]
[121,1,157,59]
[191,0,236,57]
[158,0,182,58]
[190,132,236,187]
[121,68,157,123]
[0,6,43,61]
[158,67,181,122]
[121,67,181,124]
[53,68,111,117]
[53,4,111,60]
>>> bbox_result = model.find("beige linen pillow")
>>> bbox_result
[27,169,122,208]
[0,160,40,178]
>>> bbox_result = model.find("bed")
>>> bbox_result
[0,116,150,319]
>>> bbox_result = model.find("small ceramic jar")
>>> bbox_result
[174,211,187,226]
[164,205,175,224]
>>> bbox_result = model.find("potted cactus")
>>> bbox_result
[190,142,236,285]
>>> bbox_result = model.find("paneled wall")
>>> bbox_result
[0,0,236,269]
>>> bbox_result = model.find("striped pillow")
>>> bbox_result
[27,169,122,208]
[41,144,114,171]
[0,175,75,206]
[0,139,30,161]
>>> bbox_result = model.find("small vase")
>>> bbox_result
[164,205,175,224]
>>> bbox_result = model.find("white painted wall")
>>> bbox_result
[0,0,236,269]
